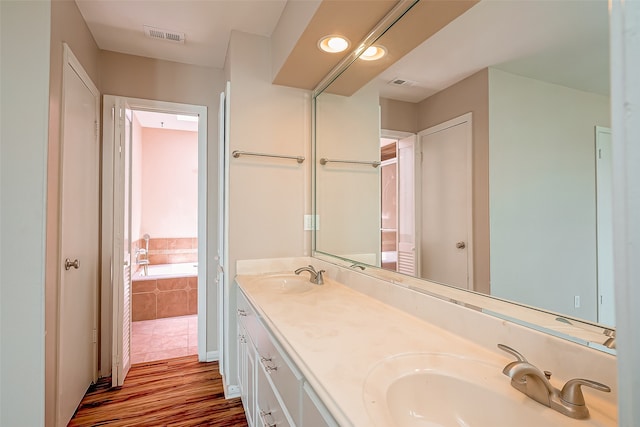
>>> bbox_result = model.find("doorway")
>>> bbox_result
[101,96,208,386]
[128,110,200,363]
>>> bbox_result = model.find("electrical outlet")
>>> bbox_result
[574,295,581,308]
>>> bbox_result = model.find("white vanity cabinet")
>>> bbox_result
[237,288,338,427]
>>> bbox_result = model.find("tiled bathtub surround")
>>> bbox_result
[132,275,198,321]
[133,237,198,266]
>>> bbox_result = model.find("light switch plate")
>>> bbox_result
[304,215,319,230]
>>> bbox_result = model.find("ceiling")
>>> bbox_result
[75,0,610,104]
[375,0,610,103]
[75,0,288,68]
[134,110,198,132]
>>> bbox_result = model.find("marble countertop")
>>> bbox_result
[236,273,615,427]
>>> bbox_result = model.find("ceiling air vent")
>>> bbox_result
[388,77,416,87]
[144,25,185,44]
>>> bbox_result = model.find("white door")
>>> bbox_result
[397,135,417,276]
[418,114,473,289]
[111,102,133,386]
[58,44,100,426]
[595,126,615,326]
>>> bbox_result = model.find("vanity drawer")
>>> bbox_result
[255,330,302,425]
[238,290,263,344]
[257,360,292,427]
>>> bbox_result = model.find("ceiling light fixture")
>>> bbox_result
[318,35,350,53]
[359,45,386,61]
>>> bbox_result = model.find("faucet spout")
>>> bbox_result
[294,265,325,285]
[498,344,610,419]
[503,362,557,407]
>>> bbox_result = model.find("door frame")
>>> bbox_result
[100,96,208,377]
[416,112,474,290]
[57,43,100,424]
[595,126,614,326]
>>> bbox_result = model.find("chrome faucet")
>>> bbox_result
[498,344,610,419]
[294,265,325,285]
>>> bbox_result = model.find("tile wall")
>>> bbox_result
[133,237,198,266]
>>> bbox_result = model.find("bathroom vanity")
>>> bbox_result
[236,275,338,427]
[234,258,617,427]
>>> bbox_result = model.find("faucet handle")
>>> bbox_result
[560,378,611,406]
[498,344,528,362]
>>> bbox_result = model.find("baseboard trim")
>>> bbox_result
[206,350,219,362]
[223,382,241,399]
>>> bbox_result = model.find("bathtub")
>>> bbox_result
[133,262,198,280]
[132,262,198,321]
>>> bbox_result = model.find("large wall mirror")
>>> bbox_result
[313,0,615,353]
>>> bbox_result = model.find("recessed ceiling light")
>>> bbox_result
[359,45,386,61]
[318,35,350,53]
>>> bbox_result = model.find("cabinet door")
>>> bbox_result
[238,321,256,426]
[246,338,256,427]
[256,361,292,427]
[301,382,338,427]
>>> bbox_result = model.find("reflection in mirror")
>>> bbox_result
[313,0,614,351]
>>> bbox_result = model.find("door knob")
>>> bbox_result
[65,258,80,270]
[456,241,466,249]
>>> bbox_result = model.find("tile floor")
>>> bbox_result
[131,314,198,364]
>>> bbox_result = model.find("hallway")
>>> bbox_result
[69,356,247,426]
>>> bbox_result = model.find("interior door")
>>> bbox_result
[111,101,133,386]
[595,126,614,326]
[419,116,472,289]
[58,45,100,426]
[397,135,417,276]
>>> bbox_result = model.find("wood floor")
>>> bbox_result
[69,356,248,427]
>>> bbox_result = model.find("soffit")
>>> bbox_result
[324,0,478,97]
[272,0,400,90]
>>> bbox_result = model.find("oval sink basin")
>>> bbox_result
[251,274,315,294]
[363,353,615,427]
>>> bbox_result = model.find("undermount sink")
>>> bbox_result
[363,353,614,427]
[251,274,315,294]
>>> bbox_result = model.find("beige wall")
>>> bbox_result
[417,68,490,293]
[1,2,51,425]
[132,114,143,242]
[46,1,101,425]
[380,97,418,133]
[226,30,312,385]
[141,128,198,238]
[316,81,381,262]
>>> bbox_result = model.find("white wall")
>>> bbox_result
[315,81,381,262]
[226,30,311,387]
[489,68,610,321]
[0,1,51,425]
